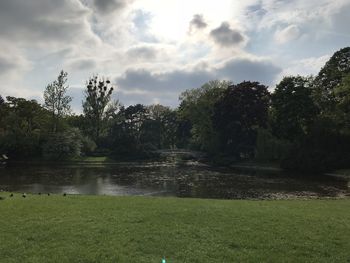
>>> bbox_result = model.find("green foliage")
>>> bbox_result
[0,95,7,135]
[109,104,159,160]
[255,128,292,162]
[281,117,350,172]
[271,76,318,141]
[0,97,49,158]
[44,70,72,132]
[83,76,114,140]
[313,47,350,110]
[146,104,177,148]
[175,116,192,148]
[178,80,230,152]
[42,128,83,160]
[2,46,350,170]
[213,81,270,159]
[80,136,97,156]
[333,74,350,132]
[280,49,350,172]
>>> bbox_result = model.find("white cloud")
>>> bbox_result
[0,0,348,109]
[274,24,301,44]
[281,54,331,78]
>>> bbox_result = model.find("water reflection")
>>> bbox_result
[0,162,348,199]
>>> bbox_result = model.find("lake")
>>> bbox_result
[0,161,348,199]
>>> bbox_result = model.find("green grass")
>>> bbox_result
[0,194,349,263]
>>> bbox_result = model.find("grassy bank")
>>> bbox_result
[0,194,349,263]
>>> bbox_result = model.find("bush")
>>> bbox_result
[281,119,350,173]
[0,132,42,160]
[80,136,97,156]
[111,137,159,160]
[255,128,292,162]
[42,128,83,160]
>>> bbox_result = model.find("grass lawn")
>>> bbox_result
[0,194,349,263]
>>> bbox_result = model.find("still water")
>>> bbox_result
[0,161,348,199]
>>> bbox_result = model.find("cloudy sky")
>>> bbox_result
[0,0,349,111]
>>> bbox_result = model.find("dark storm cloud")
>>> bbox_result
[0,57,19,74]
[68,58,98,71]
[127,46,159,60]
[92,0,130,14]
[217,58,282,86]
[116,68,214,93]
[0,0,95,44]
[116,57,281,99]
[210,22,245,47]
[189,14,208,32]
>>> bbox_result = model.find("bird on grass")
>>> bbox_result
[10,193,13,197]
[22,193,26,198]
[47,193,50,196]
[63,193,67,196]
[38,192,41,195]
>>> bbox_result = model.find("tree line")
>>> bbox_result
[1,47,350,173]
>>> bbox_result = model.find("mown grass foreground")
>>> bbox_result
[0,194,349,263]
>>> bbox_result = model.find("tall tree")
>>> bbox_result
[43,70,72,132]
[178,80,230,152]
[0,95,7,137]
[213,81,270,159]
[146,105,177,148]
[271,76,318,141]
[333,73,350,133]
[83,76,114,141]
[313,47,350,111]
[0,97,48,158]
[109,104,152,158]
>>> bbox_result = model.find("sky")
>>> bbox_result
[0,0,349,112]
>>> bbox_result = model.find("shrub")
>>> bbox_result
[80,136,97,156]
[42,128,82,160]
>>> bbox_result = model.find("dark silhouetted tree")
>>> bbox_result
[213,81,270,159]
[271,76,318,141]
[83,76,114,141]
